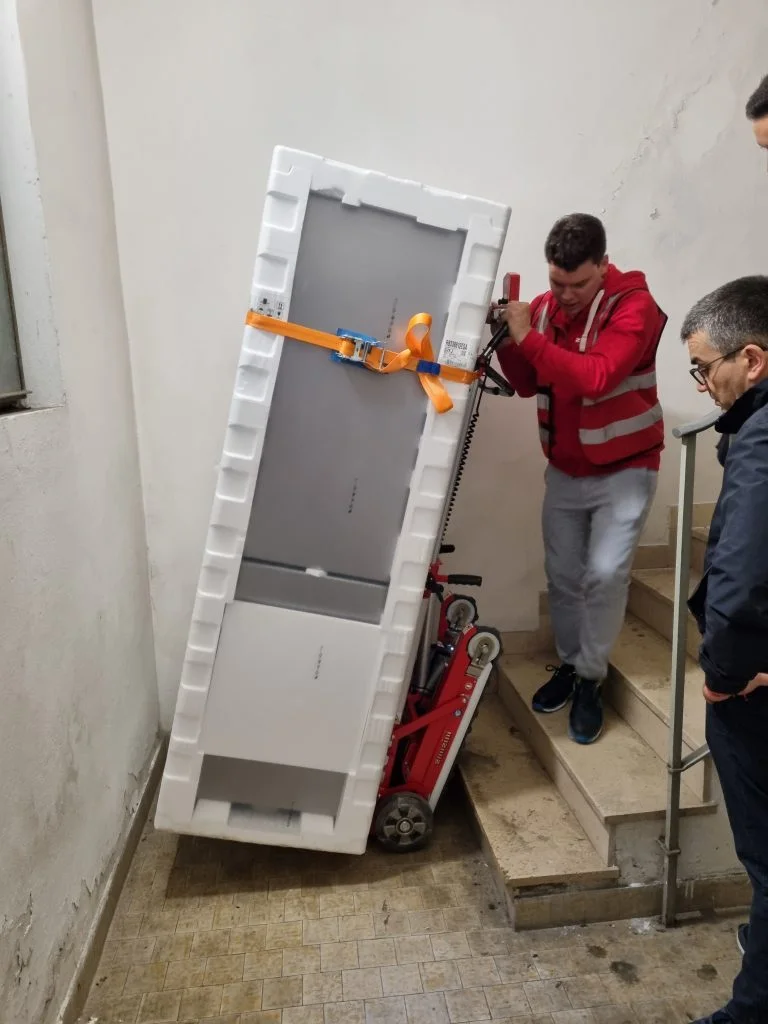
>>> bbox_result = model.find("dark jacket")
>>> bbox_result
[688,379,768,694]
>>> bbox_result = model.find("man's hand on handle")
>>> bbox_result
[500,302,533,344]
[703,672,768,703]
[486,301,533,345]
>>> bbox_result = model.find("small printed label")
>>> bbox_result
[385,297,398,343]
[254,292,286,319]
[441,337,471,369]
[313,645,324,681]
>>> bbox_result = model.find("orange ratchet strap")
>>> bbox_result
[245,310,478,414]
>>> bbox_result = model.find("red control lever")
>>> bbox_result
[502,273,520,303]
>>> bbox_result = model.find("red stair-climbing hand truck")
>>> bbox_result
[371,274,520,852]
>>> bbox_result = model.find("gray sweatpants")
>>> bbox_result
[542,464,657,681]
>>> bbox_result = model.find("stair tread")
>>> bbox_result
[632,566,702,602]
[692,526,709,541]
[499,652,711,824]
[611,615,706,751]
[460,695,617,887]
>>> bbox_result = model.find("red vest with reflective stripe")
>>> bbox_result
[533,290,666,468]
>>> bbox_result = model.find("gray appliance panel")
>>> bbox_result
[236,194,465,617]
[237,559,387,624]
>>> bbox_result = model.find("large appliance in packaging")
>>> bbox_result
[155,147,510,853]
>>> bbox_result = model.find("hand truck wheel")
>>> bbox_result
[374,792,434,852]
[466,626,503,664]
[444,594,478,630]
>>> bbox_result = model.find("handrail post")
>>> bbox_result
[660,409,719,925]
[661,431,697,927]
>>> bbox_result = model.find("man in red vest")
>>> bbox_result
[493,213,667,745]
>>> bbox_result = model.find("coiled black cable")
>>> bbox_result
[441,384,484,541]
[440,313,514,543]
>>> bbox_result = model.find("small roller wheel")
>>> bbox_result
[466,627,503,665]
[444,594,478,630]
[374,793,434,853]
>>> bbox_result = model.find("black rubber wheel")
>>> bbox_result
[467,626,503,664]
[444,594,478,630]
[374,793,434,853]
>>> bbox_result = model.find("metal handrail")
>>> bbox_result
[661,407,719,927]
[672,409,721,439]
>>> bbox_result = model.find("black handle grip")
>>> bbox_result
[439,543,456,555]
[447,574,483,587]
[485,297,507,325]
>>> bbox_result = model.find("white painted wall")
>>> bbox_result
[92,0,768,725]
[0,2,159,1021]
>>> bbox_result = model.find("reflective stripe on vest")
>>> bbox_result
[579,404,663,446]
[578,290,604,352]
[591,294,621,342]
[535,292,621,349]
[539,426,550,447]
[582,370,658,406]
[537,392,550,412]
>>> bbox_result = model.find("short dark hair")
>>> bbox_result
[680,276,768,355]
[544,214,607,272]
[746,74,768,121]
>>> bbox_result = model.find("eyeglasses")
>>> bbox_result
[689,349,742,387]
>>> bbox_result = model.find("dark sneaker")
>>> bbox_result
[690,1011,734,1023]
[569,678,604,744]
[737,922,748,955]
[532,664,576,714]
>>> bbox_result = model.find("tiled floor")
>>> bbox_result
[78,788,742,1024]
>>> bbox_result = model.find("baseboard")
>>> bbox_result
[511,871,750,931]
[56,733,168,1024]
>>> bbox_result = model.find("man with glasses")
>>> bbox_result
[682,276,768,1024]
[746,74,768,153]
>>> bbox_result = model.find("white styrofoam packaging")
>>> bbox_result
[155,146,510,854]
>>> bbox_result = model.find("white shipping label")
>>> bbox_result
[440,337,471,370]
[253,292,286,319]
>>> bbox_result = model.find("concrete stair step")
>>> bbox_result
[495,652,714,870]
[628,567,701,660]
[691,526,709,576]
[459,696,617,889]
[459,695,621,929]
[606,615,711,801]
